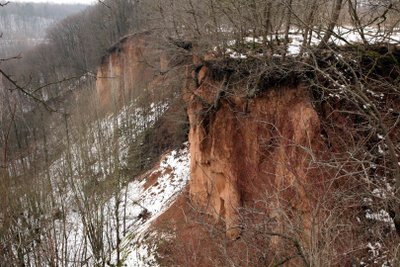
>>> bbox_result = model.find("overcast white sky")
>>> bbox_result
[11,0,96,4]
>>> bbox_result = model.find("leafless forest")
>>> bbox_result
[0,0,399,266]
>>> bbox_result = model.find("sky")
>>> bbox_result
[11,0,96,4]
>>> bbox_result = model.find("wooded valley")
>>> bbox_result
[0,0,399,266]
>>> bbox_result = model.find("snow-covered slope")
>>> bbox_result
[110,147,190,266]
[26,98,188,266]
[53,143,189,266]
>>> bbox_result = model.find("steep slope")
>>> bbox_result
[111,146,190,266]
[0,33,188,266]
[29,29,389,266]
[93,34,399,266]
[96,32,171,112]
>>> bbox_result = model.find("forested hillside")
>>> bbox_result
[0,2,88,56]
[0,0,399,266]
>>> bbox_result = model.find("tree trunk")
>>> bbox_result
[318,0,343,48]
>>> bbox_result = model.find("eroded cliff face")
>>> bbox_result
[186,65,323,240]
[96,32,168,110]
[95,32,325,254]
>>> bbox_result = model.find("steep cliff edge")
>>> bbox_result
[96,32,169,111]
[95,32,189,175]
[185,63,323,240]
